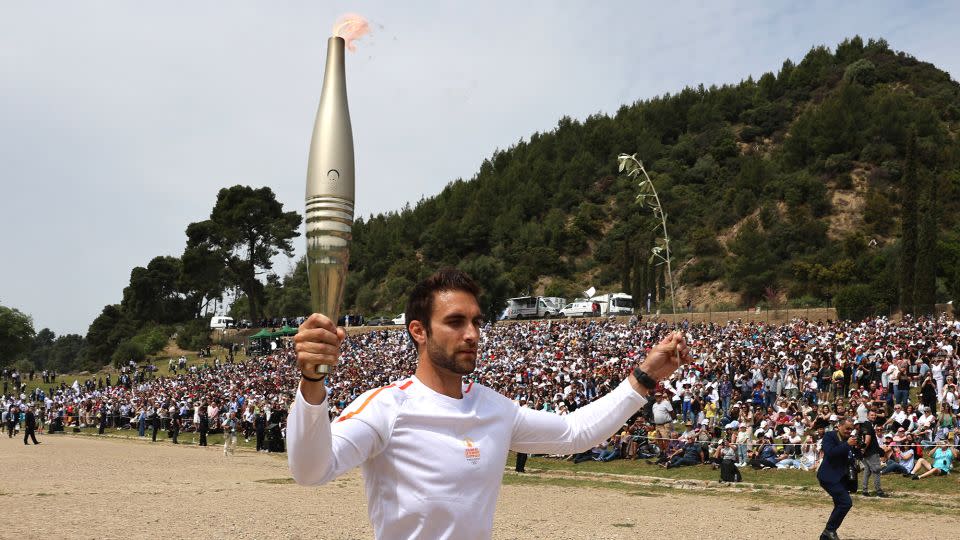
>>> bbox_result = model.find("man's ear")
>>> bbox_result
[409,320,427,348]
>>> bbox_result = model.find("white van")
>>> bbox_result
[503,296,560,320]
[391,313,406,325]
[560,301,596,318]
[589,293,634,316]
[210,316,234,329]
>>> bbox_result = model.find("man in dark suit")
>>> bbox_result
[198,406,209,447]
[817,417,859,540]
[24,405,40,445]
[149,407,160,442]
[98,404,107,435]
[254,409,266,452]
[169,407,180,444]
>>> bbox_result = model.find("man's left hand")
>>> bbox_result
[638,330,694,382]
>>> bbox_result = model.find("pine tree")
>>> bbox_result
[913,173,939,314]
[898,130,919,314]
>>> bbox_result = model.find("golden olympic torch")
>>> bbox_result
[305,15,368,376]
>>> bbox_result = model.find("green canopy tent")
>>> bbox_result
[278,325,298,336]
[249,329,274,339]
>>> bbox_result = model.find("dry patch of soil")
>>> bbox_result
[3,435,956,539]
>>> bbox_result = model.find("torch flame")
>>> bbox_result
[332,13,370,52]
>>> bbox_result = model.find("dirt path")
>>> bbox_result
[2,435,956,539]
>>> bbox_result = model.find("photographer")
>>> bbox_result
[858,409,887,497]
[817,417,860,540]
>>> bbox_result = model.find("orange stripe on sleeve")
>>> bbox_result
[465,381,474,393]
[399,380,413,390]
[336,384,395,423]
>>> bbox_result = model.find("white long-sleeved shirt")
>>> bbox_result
[288,375,646,540]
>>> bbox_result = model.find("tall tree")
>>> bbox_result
[121,256,191,324]
[914,173,940,314]
[0,304,36,368]
[49,334,86,373]
[28,328,56,370]
[898,130,919,314]
[180,245,228,317]
[82,304,130,368]
[186,186,301,322]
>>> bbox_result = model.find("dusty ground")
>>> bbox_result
[2,435,957,539]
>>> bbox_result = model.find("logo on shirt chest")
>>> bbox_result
[463,438,481,465]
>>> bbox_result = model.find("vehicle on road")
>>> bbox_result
[560,301,596,318]
[391,313,406,325]
[589,293,634,316]
[503,296,561,320]
[210,316,234,329]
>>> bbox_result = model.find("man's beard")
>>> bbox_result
[426,340,477,376]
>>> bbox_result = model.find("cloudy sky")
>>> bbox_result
[1,1,957,336]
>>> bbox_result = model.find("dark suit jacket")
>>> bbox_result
[817,430,852,484]
[25,411,37,430]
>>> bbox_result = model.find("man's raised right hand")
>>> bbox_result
[294,313,345,404]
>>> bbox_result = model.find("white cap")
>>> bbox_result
[725,420,740,429]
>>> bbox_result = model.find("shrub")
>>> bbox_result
[175,319,211,352]
[112,340,145,367]
[833,284,879,321]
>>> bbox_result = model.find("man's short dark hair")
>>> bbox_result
[405,267,481,347]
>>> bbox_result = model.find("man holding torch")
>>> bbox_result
[288,267,692,540]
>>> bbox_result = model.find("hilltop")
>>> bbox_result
[313,36,959,319]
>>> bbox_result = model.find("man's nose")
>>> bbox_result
[465,322,480,343]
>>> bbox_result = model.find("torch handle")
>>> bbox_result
[305,195,354,375]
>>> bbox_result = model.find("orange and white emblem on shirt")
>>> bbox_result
[464,438,481,464]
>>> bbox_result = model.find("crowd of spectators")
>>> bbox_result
[3,313,959,482]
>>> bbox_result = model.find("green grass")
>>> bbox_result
[22,344,253,396]
[501,472,958,516]
[506,453,960,496]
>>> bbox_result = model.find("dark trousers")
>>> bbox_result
[199,430,207,446]
[256,429,265,451]
[515,452,528,472]
[819,479,853,533]
[24,428,39,444]
[151,423,158,442]
[171,427,179,444]
[98,422,105,435]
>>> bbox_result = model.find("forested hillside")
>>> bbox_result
[8,36,960,375]
[325,36,960,319]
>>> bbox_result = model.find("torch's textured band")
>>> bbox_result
[305,196,353,376]
[305,195,354,236]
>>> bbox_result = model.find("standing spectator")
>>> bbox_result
[169,406,180,444]
[514,452,528,473]
[198,406,209,447]
[651,392,673,454]
[858,409,886,497]
[254,408,267,452]
[223,411,237,456]
[23,405,40,445]
[6,404,17,437]
[149,406,160,442]
[920,376,938,414]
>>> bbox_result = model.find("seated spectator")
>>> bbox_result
[881,440,915,477]
[911,440,958,480]
[748,437,779,469]
[663,435,701,469]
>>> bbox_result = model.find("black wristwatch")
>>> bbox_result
[632,366,657,392]
[301,372,326,383]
